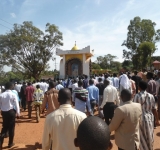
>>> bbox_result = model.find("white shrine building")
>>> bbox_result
[56,43,94,78]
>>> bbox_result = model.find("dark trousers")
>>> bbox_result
[27,101,33,118]
[90,100,97,114]
[103,102,117,125]
[0,109,16,146]
[21,97,26,110]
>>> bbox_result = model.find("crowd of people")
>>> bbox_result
[0,69,160,150]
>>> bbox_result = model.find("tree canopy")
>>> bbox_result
[96,54,117,69]
[122,16,160,69]
[0,21,63,79]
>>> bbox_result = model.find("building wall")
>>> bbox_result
[59,54,92,78]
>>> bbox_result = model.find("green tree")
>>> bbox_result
[111,61,121,72]
[122,16,160,69]
[0,21,63,80]
[104,54,117,69]
[122,60,133,70]
[91,62,101,69]
[138,41,156,69]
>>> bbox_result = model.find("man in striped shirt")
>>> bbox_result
[72,80,91,115]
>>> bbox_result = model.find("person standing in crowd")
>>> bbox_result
[87,79,99,115]
[119,74,131,92]
[14,82,22,106]
[96,78,105,105]
[146,72,157,96]
[41,79,49,94]
[83,75,88,89]
[0,82,20,149]
[128,75,136,97]
[112,73,119,90]
[20,82,27,111]
[156,72,160,118]
[55,80,64,90]
[72,80,91,115]
[109,89,142,150]
[105,74,113,85]
[72,79,78,91]
[25,82,34,118]
[133,81,159,150]
[100,80,119,125]
[146,72,159,127]
[42,88,86,150]
[74,116,110,150]
[132,71,142,93]
[32,85,44,123]
[41,81,59,115]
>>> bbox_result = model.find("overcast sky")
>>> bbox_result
[0,0,160,71]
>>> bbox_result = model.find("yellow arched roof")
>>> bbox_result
[71,41,79,50]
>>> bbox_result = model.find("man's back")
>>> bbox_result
[109,101,142,150]
[96,83,105,95]
[42,104,86,150]
[42,88,59,115]
[25,86,34,101]
[112,77,119,89]
[87,85,99,101]
[147,79,157,95]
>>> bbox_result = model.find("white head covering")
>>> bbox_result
[120,74,131,89]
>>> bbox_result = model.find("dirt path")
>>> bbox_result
[0,109,160,150]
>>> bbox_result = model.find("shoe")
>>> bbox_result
[8,143,15,148]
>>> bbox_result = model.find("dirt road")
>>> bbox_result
[0,109,160,150]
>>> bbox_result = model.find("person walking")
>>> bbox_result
[133,81,159,150]
[156,72,160,118]
[20,82,27,111]
[87,79,99,115]
[72,80,91,115]
[0,82,20,149]
[100,80,119,125]
[42,88,86,150]
[25,82,34,118]
[109,89,142,150]
[41,81,59,115]
[32,85,44,122]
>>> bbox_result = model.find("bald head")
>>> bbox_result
[58,88,71,105]
[121,89,132,102]
[75,116,110,150]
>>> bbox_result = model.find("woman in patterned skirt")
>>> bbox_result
[133,81,159,150]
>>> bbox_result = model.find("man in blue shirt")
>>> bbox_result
[87,79,99,115]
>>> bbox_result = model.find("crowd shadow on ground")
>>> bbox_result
[156,132,160,137]
[3,142,42,150]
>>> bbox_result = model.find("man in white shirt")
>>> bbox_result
[100,80,119,125]
[72,79,78,91]
[0,82,20,149]
[42,88,86,150]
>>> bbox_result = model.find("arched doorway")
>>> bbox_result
[65,58,82,77]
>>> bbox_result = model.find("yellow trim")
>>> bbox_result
[65,54,83,61]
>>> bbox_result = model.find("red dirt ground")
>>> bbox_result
[0,108,160,150]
